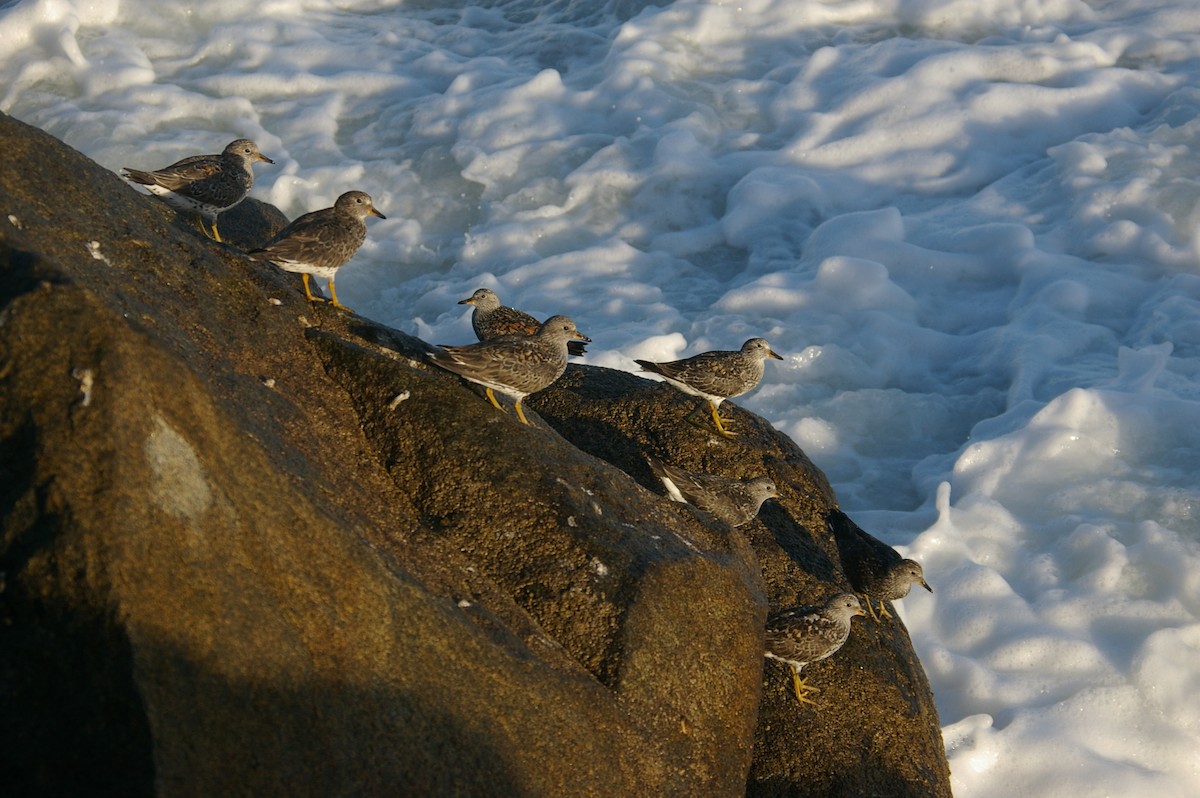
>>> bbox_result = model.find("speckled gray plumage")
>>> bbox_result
[429,315,590,424]
[635,337,782,436]
[829,508,932,620]
[458,288,587,356]
[248,191,385,309]
[250,191,384,278]
[647,456,777,527]
[764,593,865,704]
[122,139,273,229]
[635,337,781,403]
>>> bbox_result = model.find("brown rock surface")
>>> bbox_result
[0,111,950,797]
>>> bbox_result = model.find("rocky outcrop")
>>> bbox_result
[0,112,951,797]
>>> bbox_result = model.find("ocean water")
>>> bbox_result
[4,0,1200,794]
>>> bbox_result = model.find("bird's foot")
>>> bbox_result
[301,274,327,304]
[514,402,532,425]
[683,403,737,437]
[863,596,880,622]
[711,406,737,438]
[193,212,223,243]
[791,672,820,705]
[485,388,509,414]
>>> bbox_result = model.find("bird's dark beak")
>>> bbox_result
[370,208,387,219]
[258,154,275,164]
[574,331,592,342]
[769,349,783,360]
[920,579,933,593]
[458,298,473,305]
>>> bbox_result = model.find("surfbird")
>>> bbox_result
[647,456,777,527]
[122,139,273,243]
[764,593,865,705]
[248,190,385,312]
[458,288,588,356]
[635,337,782,437]
[428,315,590,425]
[828,508,932,620]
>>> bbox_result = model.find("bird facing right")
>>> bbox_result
[647,456,778,527]
[635,337,782,437]
[828,508,932,620]
[122,138,274,243]
[764,593,865,705]
[248,190,385,312]
[428,315,590,425]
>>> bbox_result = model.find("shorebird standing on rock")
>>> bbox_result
[647,456,778,527]
[429,315,590,426]
[123,138,274,243]
[248,190,385,312]
[765,593,865,705]
[635,337,782,437]
[828,508,932,621]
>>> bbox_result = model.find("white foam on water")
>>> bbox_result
[5,0,1200,792]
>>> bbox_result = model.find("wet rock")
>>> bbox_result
[0,111,950,797]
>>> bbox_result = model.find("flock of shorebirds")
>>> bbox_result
[122,137,932,706]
